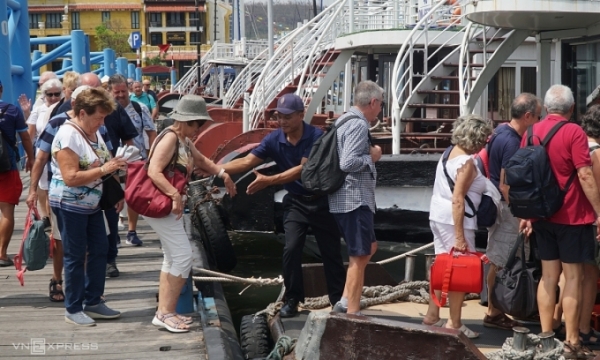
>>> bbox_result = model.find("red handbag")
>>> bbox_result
[125,129,187,218]
[430,248,488,307]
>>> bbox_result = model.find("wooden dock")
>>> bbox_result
[0,174,208,359]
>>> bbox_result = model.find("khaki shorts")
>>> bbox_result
[486,203,529,267]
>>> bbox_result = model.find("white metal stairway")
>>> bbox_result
[391,0,531,154]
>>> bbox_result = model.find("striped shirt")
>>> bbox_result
[328,107,377,213]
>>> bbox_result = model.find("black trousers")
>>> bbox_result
[282,193,346,305]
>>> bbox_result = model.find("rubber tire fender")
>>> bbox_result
[197,201,237,273]
[240,314,272,359]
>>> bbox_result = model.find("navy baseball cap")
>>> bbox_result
[275,93,304,115]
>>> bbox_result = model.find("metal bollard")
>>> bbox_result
[425,254,436,281]
[512,327,530,352]
[538,331,556,352]
[404,255,417,282]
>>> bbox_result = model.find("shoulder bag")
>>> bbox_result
[491,232,540,319]
[430,248,487,307]
[125,128,187,218]
[65,122,124,210]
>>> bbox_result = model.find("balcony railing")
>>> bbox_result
[150,21,163,27]
[46,22,62,29]
[166,20,186,27]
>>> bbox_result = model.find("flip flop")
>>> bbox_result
[458,324,479,339]
[422,319,446,327]
[0,258,14,267]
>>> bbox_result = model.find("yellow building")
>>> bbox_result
[28,0,231,76]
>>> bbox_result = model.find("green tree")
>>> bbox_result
[95,21,131,57]
[144,53,166,66]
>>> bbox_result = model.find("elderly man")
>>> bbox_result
[0,80,34,266]
[222,93,346,318]
[329,80,383,315]
[54,72,101,114]
[520,85,600,358]
[142,79,158,103]
[130,81,158,120]
[483,93,541,330]
[108,75,157,258]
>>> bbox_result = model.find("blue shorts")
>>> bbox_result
[333,206,376,257]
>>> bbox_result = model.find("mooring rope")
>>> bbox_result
[486,334,565,360]
[266,335,297,360]
[192,267,283,286]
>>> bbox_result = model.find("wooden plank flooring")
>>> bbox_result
[0,174,207,359]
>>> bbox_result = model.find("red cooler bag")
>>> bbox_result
[430,248,487,307]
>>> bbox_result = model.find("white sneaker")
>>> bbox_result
[117,218,125,231]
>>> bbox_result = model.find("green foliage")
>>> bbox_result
[144,53,166,66]
[95,21,131,57]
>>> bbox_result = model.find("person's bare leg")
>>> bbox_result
[53,240,64,282]
[127,208,139,232]
[345,242,376,314]
[157,271,189,330]
[0,202,15,261]
[560,262,584,345]
[424,289,442,325]
[446,292,466,329]
[37,188,49,219]
[538,260,562,334]
[580,263,599,335]
[486,263,502,317]
[552,273,565,329]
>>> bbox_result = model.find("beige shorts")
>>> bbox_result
[486,204,529,267]
[430,220,476,254]
[50,210,61,241]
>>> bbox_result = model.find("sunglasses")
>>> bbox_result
[127,82,134,85]
[45,92,61,98]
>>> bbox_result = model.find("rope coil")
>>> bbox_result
[486,334,565,360]
[266,335,297,360]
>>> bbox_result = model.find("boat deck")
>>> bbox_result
[0,175,207,359]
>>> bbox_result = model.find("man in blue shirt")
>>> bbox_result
[484,93,540,329]
[0,80,34,267]
[222,93,345,317]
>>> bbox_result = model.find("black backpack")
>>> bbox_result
[0,107,16,173]
[504,121,576,219]
[301,115,360,195]
[442,146,497,227]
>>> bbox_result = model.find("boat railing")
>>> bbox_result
[391,0,471,154]
[247,0,346,129]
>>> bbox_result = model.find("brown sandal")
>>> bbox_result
[563,341,594,359]
[483,313,520,330]
[49,278,64,302]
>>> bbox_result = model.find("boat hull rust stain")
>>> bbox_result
[293,312,486,360]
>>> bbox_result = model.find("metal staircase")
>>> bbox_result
[391,0,530,154]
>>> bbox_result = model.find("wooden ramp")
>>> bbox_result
[0,174,207,359]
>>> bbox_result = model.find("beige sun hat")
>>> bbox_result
[168,95,214,122]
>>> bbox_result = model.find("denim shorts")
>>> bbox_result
[333,206,376,257]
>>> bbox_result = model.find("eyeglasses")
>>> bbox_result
[45,92,61,98]
[127,82,133,86]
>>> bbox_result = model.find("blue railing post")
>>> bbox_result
[72,30,90,73]
[170,68,177,92]
[127,63,135,79]
[116,57,128,76]
[103,49,116,76]
[135,67,142,82]
[0,0,14,102]
[62,58,72,70]
[8,0,32,104]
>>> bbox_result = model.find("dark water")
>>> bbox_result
[222,232,433,332]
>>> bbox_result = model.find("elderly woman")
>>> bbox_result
[145,95,236,333]
[422,114,493,339]
[50,88,127,326]
[27,78,64,224]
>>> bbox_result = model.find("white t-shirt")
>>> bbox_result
[429,153,487,230]
[26,103,51,141]
[49,121,111,214]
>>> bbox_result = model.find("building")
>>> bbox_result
[143,0,232,75]
[27,0,231,78]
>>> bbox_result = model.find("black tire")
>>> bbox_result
[197,201,237,273]
[240,314,272,359]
